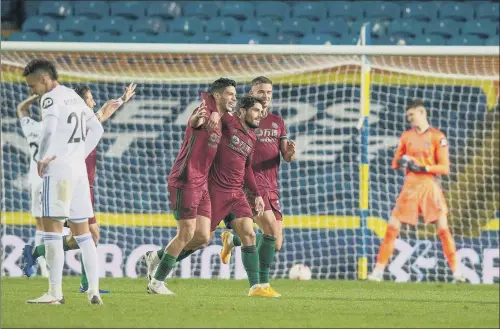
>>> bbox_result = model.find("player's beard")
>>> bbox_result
[246,118,260,129]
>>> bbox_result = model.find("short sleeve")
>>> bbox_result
[40,95,59,119]
[279,117,288,140]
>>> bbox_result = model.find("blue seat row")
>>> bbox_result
[29,1,500,23]
[8,30,500,46]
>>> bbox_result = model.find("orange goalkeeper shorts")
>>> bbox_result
[392,179,448,225]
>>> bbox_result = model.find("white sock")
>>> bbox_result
[35,230,48,277]
[75,232,99,296]
[44,232,64,298]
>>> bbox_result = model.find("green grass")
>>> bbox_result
[2,277,499,328]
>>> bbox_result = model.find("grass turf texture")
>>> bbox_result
[2,277,498,328]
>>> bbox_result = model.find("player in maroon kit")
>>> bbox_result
[143,78,234,295]
[220,76,296,294]
[22,83,136,294]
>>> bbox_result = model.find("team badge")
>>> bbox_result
[231,135,240,145]
[440,138,448,147]
[272,122,278,129]
[42,97,53,109]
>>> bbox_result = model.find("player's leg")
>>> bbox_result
[147,187,199,295]
[26,176,67,304]
[422,185,465,282]
[368,186,418,281]
[69,175,102,304]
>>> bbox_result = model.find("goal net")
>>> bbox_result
[1,43,499,283]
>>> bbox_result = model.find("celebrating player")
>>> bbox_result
[207,95,267,296]
[219,76,296,295]
[367,99,465,283]
[143,78,231,295]
[17,95,49,277]
[22,59,104,305]
[22,83,136,294]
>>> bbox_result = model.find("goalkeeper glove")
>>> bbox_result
[407,161,427,173]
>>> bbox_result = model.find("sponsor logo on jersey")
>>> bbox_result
[42,97,53,109]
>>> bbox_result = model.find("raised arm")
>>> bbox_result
[16,94,39,118]
[95,83,136,123]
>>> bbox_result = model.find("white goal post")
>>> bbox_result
[1,42,499,283]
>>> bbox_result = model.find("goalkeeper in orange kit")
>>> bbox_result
[368,99,465,283]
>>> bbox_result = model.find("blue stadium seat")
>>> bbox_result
[183,2,218,20]
[59,16,95,35]
[256,1,290,21]
[280,18,314,37]
[110,1,146,20]
[8,31,42,41]
[131,18,168,34]
[293,2,326,21]
[220,1,255,20]
[151,31,185,43]
[364,2,401,21]
[485,36,499,46]
[43,31,80,41]
[74,1,109,19]
[372,35,410,45]
[462,20,495,39]
[326,2,363,22]
[401,2,438,22]
[38,1,73,18]
[350,21,387,39]
[315,18,349,37]
[439,2,474,22]
[95,16,131,35]
[118,32,155,43]
[22,16,57,34]
[261,33,298,44]
[387,19,423,38]
[300,33,338,45]
[206,17,240,36]
[476,2,499,22]
[241,18,277,36]
[187,33,225,44]
[82,32,116,42]
[407,34,447,45]
[227,33,262,44]
[448,35,485,46]
[425,19,460,39]
[146,2,182,20]
[169,18,203,36]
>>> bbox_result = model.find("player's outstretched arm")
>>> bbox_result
[84,107,104,158]
[16,94,39,118]
[96,82,136,123]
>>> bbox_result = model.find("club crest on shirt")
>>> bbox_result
[42,97,53,109]
[440,138,448,147]
[272,122,278,129]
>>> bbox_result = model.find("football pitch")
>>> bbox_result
[1,277,498,328]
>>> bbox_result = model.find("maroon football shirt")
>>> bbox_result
[252,113,287,192]
[85,148,97,188]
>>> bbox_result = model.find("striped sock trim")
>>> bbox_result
[74,233,93,245]
[44,232,63,241]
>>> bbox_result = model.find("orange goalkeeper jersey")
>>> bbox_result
[392,127,450,182]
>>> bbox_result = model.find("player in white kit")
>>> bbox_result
[22,59,104,305]
[17,94,49,277]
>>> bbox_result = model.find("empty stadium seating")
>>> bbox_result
[4,1,499,45]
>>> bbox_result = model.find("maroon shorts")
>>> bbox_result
[88,186,97,225]
[168,185,211,220]
[209,188,253,231]
[246,189,283,221]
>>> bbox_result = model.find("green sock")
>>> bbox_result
[176,249,195,262]
[157,249,164,259]
[32,244,45,259]
[80,257,88,288]
[241,245,259,287]
[258,235,276,284]
[233,232,262,247]
[154,253,177,281]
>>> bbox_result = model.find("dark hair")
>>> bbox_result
[239,95,264,111]
[74,85,91,99]
[209,78,236,95]
[22,59,58,80]
[406,99,426,111]
[251,76,272,86]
